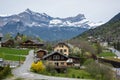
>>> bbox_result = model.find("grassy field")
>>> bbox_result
[98,52,116,57]
[0,47,29,61]
[41,68,92,79]
[104,57,120,62]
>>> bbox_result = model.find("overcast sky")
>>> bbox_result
[0,0,120,23]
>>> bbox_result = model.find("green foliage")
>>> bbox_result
[45,62,54,73]
[96,42,102,54]
[80,20,120,43]
[85,62,115,80]
[0,65,11,79]
[113,41,120,50]
[40,68,92,79]
[31,61,45,73]
[4,33,12,40]
[0,47,29,55]
[83,59,94,65]
[45,43,52,52]
[98,52,116,57]
[0,47,29,61]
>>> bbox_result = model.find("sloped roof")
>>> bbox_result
[36,49,48,53]
[43,51,68,59]
[22,39,43,44]
[53,42,73,48]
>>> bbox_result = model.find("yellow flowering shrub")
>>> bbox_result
[31,61,45,72]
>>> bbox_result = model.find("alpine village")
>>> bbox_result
[0,5,120,80]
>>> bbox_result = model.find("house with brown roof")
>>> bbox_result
[20,40,44,48]
[35,49,48,59]
[2,39,14,47]
[43,51,68,69]
[53,42,72,56]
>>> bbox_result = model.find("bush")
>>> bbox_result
[31,61,45,73]
[85,62,115,80]
[83,58,94,65]
[45,62,54,73]
[72,74,75,78]
[0,65,11,79]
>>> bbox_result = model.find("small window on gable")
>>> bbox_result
[53,55,60,60]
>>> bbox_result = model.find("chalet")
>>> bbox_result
[43,51,68,68]
[20,40,44,48]
[67,56,80,67]
[2,39,14,47]
[0,33,3,47]
[35,49,48,59]
[53,42,72,56]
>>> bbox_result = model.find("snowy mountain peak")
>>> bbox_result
[76,14,85,18]
[25,8,33,14]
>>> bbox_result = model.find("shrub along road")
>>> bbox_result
[12,50,87,80]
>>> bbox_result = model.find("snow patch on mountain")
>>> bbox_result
[49,19,62,25]
[87,22,104,29]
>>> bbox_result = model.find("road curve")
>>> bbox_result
[12,50,87,80]
[108,47,120,57]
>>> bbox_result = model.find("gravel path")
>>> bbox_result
[12,50,87,80]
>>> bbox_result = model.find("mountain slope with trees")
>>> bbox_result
[75,13,120,42]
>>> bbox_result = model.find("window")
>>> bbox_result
[61,57,64,59]
[53,55,60,60]
[60,49,63,53]
[57,49,59,52]
[61,62,64,65]
[64,49,67,52]
[55,62,59,66]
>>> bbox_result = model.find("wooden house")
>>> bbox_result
[2,39,14,47]
[36,49,48,59]
[20,40,44,48]
[53,42,72,56]
[67,56,80,67]
[43,51,68,68]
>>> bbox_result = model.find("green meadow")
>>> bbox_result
[0,47,29,61]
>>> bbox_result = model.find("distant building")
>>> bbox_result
[2,39,14,47]
[35,49,48,59]
[53,42,72,56]
[20,40,44,48]
[0,33,3,47]
[100,42,108,47]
